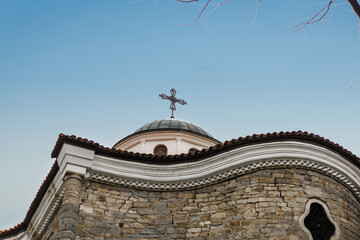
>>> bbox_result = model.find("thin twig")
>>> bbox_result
[182,0,212,25]
[292,0,335,30]
[200,19,216,34]
[344,79,360,92]
[249,0,262,30]
[263,0,336,43]
[242,0,263,21]
[203,0,234,21]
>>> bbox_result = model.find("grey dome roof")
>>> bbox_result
[114,120,220,148]
[136,119,215,136]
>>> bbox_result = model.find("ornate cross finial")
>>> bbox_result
[159,88,187,119]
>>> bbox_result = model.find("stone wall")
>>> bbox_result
[47,168,360,239]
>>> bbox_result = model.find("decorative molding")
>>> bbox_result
[87,158,360,201]
[88,141,360,201]
[22,171,66,240]
[299,199,341,240]
[4,231,27,240]
[38,187,64,236]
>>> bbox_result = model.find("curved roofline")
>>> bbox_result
[113,128,221,148]
[2,131,360,238]
[51,131,360,167]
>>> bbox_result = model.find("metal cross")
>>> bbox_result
[159,88,187,119]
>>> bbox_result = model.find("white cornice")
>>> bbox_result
[57,143,94,179]
[87,141,360,200]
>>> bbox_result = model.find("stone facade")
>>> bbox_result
[42,168,360,240]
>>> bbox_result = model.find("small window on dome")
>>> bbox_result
[154,145,167,157]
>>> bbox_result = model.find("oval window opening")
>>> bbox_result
[154,145,168,157]
[304,202,335,240]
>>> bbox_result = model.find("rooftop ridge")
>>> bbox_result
[51,131,360,166]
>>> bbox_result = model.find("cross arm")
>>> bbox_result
[176,99,187,105]
[159,94,170,100]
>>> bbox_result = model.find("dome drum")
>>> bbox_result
[113,120,220,155]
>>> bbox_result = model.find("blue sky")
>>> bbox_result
[0,0,360,230]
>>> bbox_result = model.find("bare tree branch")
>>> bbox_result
[176,0,360,41]
[292,0,335,31]
[177,0,211,24]
[178,0,360,26]
[177,0,233,24]
[348,0,360,19]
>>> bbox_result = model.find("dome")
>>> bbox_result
[113,119,220,149]
[135,120,217,140]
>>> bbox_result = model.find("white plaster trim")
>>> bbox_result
[88,141,360,200]
[4,231,27,240]
[62,163,87,177]
[87,158,358,197]
[299,199,341,240]
[57,144,94,179]
[26,173,65,238]
[37,187,64,236]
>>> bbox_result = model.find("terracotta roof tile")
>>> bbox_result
[51,131,360,166]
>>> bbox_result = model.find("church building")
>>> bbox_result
[1,90,360,239]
